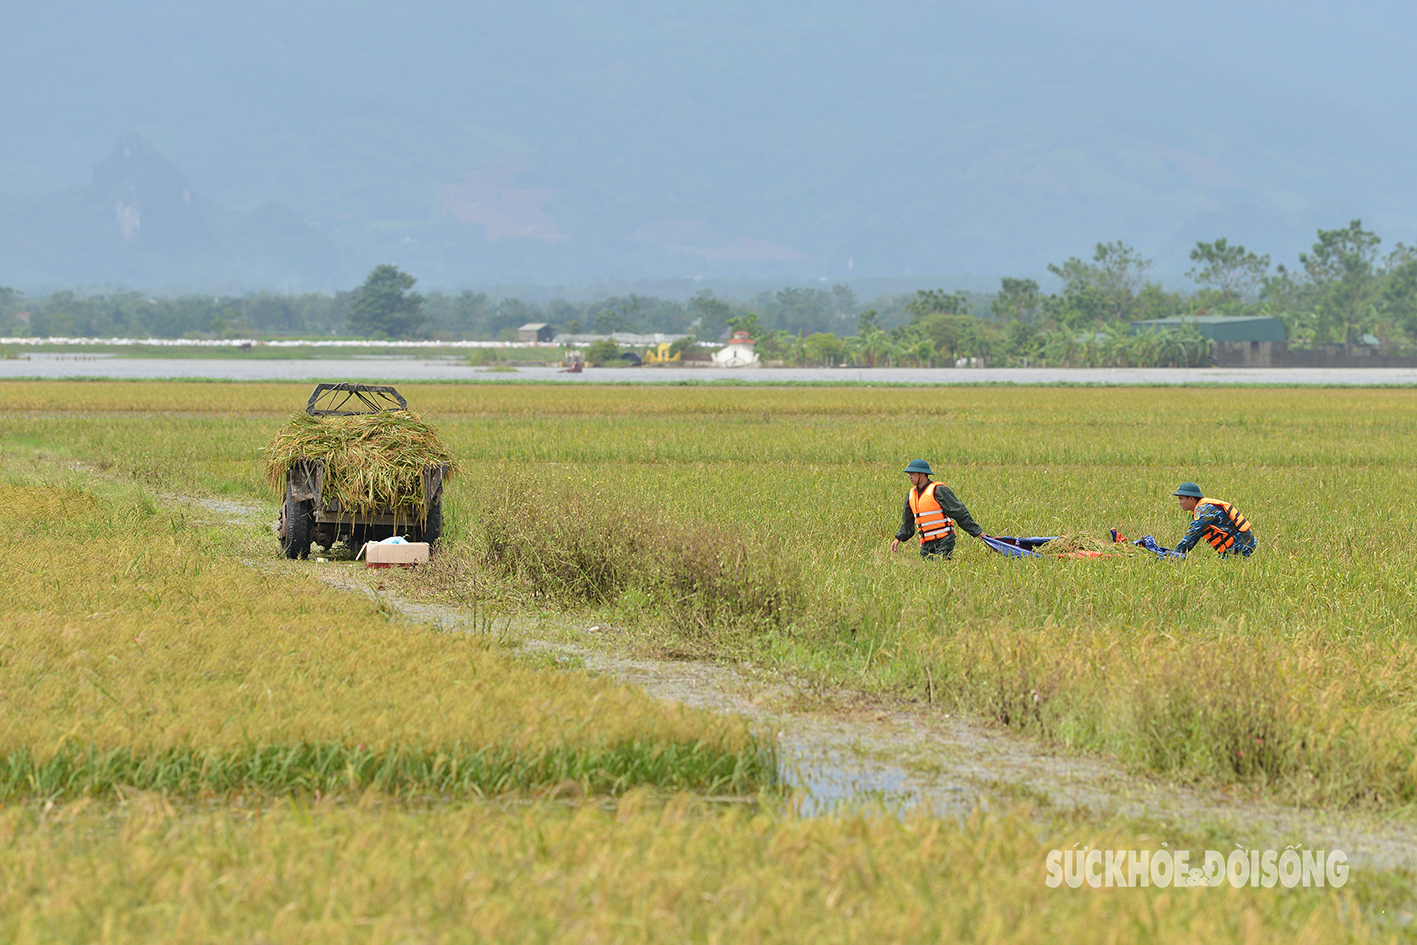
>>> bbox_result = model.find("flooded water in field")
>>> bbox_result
[4,354,1417,385]
[257,554,1414,870]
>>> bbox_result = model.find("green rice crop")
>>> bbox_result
[0,796,1391,945]
[5,381,1417,805]
[262,411,456,518]
[0,482,772,799]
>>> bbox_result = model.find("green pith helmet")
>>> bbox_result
[904,459,934,475]
[1172,482,1204,498]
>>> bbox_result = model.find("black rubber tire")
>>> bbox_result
[420,496,443,547]
[281,492,314,559]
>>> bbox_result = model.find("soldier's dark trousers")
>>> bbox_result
[919,534,956,560]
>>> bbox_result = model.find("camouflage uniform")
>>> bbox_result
[1175,500,1257,557]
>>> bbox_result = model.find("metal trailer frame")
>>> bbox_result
[275,384,447,559]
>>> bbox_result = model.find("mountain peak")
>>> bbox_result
[87,134,214,253]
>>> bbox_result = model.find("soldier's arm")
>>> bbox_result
[1174,507,1219,554]
[934,484,983,538]
[895,498,916,542]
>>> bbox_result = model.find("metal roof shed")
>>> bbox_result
[1130,316,1286,343]
[517,323,556,343]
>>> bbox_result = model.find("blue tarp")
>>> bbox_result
[1130,535,1186,559]
[980,535,1059,558]
[981,532,1186,560]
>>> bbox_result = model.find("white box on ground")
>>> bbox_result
[363,541,430,567]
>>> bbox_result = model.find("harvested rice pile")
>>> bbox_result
[263,411,455,516]
[1038,533,1154,557]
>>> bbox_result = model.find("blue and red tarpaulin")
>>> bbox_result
[979,535,1056,558]
[979,532,1185,560]
[1127,535,1186,559]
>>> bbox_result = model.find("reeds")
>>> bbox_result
[468,476,803,639]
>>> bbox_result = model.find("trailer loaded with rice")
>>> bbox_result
[265,383,455,559]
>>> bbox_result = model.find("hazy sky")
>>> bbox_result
[2,1,1413,288]
[994,0,1416,125]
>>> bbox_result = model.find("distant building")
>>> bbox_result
[1131,315,1286,367]
[552,331,689,346]
[517,322,556,343]
[711,330,760,367]
[1129,316,1286,343]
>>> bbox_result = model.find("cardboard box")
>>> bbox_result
[363,541,430,568]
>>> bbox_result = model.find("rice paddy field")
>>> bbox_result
[2,380,1415,943]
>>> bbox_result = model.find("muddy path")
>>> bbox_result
[176,494,1417,873]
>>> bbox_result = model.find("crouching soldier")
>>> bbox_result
[890,459,985,560]
[1172,482,1256,557]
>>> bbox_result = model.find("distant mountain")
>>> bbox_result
[1,0,1414,291]
[0,135,339,289]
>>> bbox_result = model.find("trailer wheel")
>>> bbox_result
[421,496,443,547]
[280,490,314,559]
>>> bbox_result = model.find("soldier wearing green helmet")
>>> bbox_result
[890,459,986,560]
[1171,482,1257,557]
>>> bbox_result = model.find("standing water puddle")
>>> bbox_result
[305,563,1417,870]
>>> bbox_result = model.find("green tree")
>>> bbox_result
[831,284,858,318]
[803,332,847,366]
[1047,241,1154,322]
[1380,244,1417,343]
[667,334,699,358]
[1187,238,1271,302]
[905,289,969,318]
[587,295,643,334]
[347,265,428,338]
[1300,220,1382,349]
[689,291,733,338]
[990,277,1042,321]
[584,338,621,365]
[1005,319,1042,362]
[726,311,764,338]
[773,287,835,333]
[859,327,896,367]
[0,286,23,333]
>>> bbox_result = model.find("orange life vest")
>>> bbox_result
[1197,497,1251,552]
[909,481,956,544]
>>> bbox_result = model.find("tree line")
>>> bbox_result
[3,221,1414,367]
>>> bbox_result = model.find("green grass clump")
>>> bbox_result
[462,476,803,645]
[262,410,455,517]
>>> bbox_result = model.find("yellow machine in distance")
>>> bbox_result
[642,342,681,365]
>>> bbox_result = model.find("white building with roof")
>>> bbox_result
[711,331,760,367]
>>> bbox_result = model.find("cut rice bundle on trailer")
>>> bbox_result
[265,387,457,561]
[264,411,456,518]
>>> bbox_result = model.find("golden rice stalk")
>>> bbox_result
[262,411,456,514]
[1039,533,1154,556]
[0,485,101,524]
